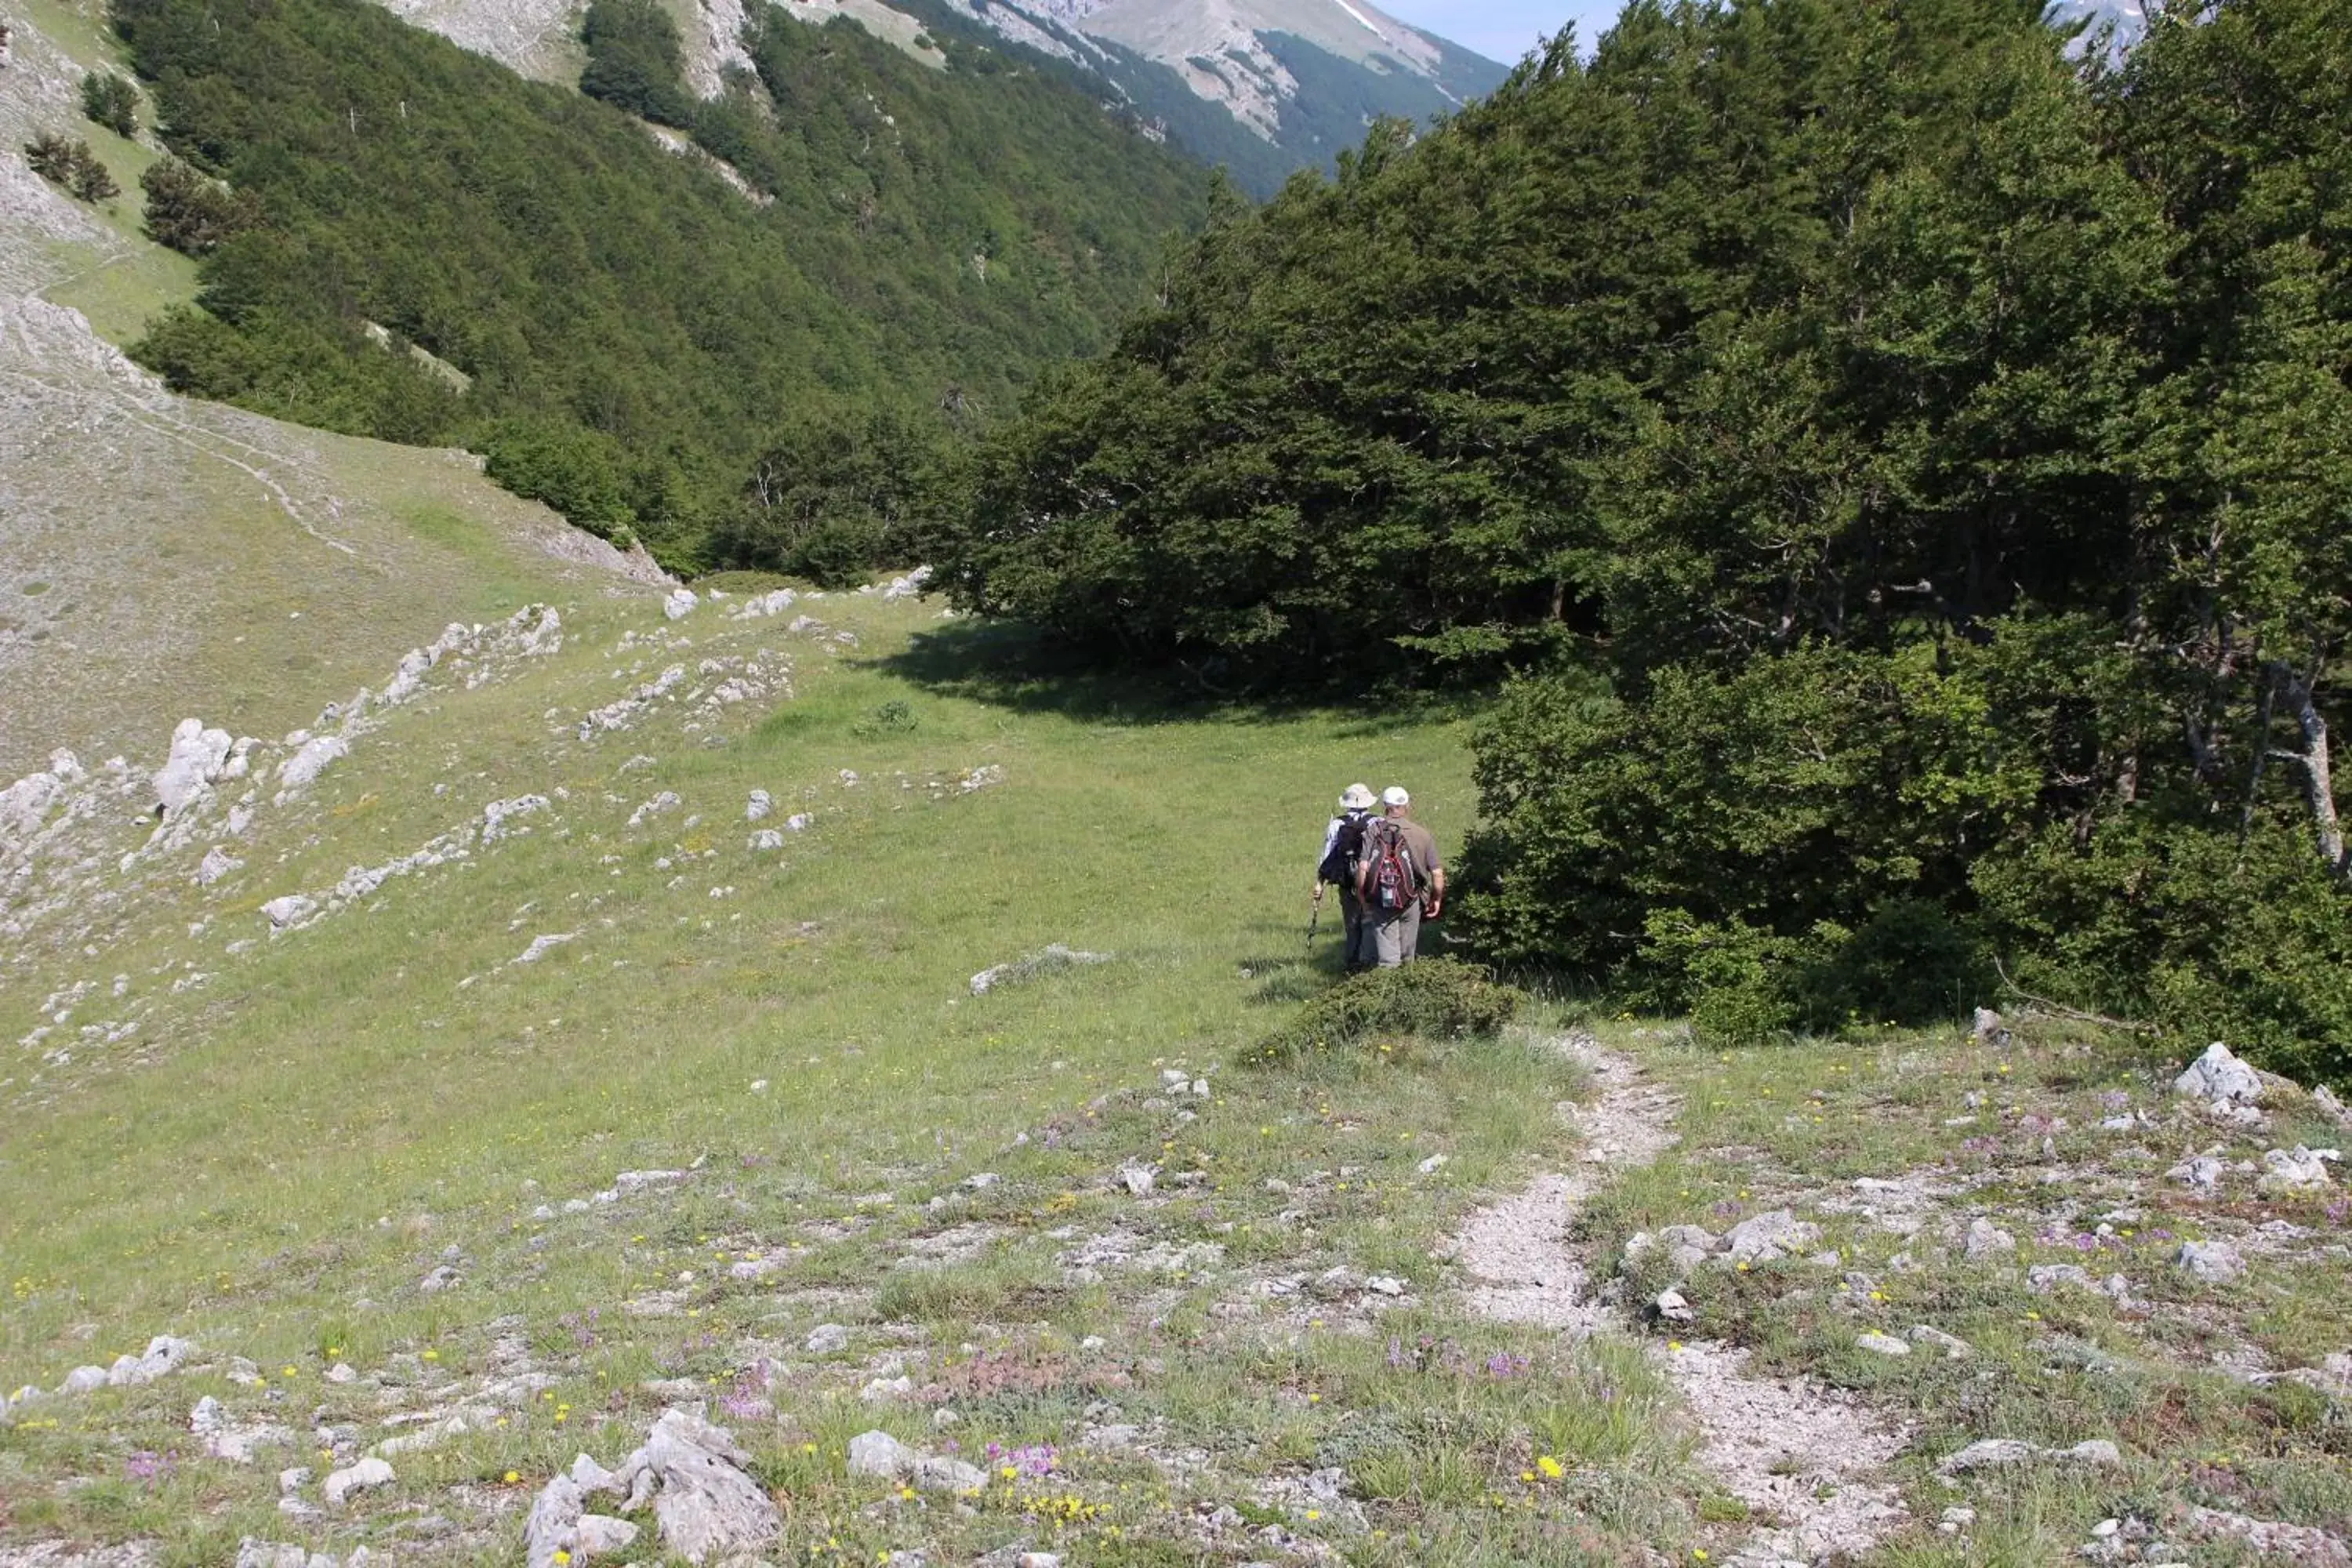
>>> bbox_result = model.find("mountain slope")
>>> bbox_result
[938,0,1512,190]
[100,0,1206,568]
[0,0,661,778]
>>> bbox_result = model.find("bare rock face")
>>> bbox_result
[1722,1209,1819,1264]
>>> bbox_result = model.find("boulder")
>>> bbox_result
[663,588,698,621]
[2176,1042,2263,1105]
[155,719,234,817]
[196,845,245,886]
[1973,1007,2012,1047]
[846,1428,983,1493]
[746,790,772,822]
[59,1365,109,1395]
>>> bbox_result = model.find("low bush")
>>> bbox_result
[1246,958,1523,1066]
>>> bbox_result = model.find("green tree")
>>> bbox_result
[80,71,140,137]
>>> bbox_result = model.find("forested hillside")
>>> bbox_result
[927,0,2352,1080]
[108,0,1207,567]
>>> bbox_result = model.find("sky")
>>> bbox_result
[1380,0,1616,65]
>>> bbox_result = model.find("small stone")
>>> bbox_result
[60,1365,108,1395]
[1118,1163,1156,1196]
[1018,1555,1064,1568]
[2029,1263,2097,1294]
[325,1363,357,1384]
[2092,1519,2122,1539]
[1940,1504,1977,1534]
[1365,1275,1408,1297]
[963,1172,1000,1190]
[1856,1330,1912,1357]
[1416,1153,1447,1174]
[746,790,772,822]
[806,1323,850,1354]
[1653,1289,1695,1324]
[278,1466,310,1494]
[419,1264,460,1293]
[1972,1007,2011,1047]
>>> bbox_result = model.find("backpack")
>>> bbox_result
[1359,819,1420,913]
[1317,810,1369,887]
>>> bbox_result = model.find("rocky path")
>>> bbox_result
[1452,1032,1912,1566]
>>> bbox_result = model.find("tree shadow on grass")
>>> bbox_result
[864,616,1480,731]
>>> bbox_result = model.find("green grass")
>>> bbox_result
[0,589,1718,1562]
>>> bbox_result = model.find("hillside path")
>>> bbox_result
[1450,1031,1912,1566]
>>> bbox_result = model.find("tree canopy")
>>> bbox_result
[927,0,2352,1078]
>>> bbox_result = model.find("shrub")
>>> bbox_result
[24,132,119,202]
[80,71,139,137]
[1246,959,1523,1066]
[140,157,260,254]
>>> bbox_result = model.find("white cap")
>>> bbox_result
[1381,786,1410,807]
[1340,783,1375,810]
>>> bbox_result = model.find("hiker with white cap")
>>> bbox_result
[1314,783,1378,971]
[1356,785,1444,967]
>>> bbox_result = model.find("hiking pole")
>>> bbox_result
[1305,899,1321,953]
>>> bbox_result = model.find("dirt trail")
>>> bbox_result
[1451,1031,1911,1566]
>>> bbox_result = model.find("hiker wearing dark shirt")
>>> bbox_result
[1314,782,1377,971]
[1356,786,1444,967]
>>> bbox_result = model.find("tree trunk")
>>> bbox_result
[2267,663,2347,876]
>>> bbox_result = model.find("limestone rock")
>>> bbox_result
[196,845,245,886]
[2176,1042,2263,1105]
[2168,1152,2227,1195]
[750,829,784,851]
[1653,1289,1695,1324]
[664,588,698,620]
[1722,1209,1819,1263]
[1117,1163,1156,1196]
[155,719,234,817]
[1856,1330,1911,1357]
[610,1409,779,1563]
[1964,1218,2016,1258]
[481,795,551,844]
[846,1428,982,1492]
[107,1336,195,1385]
[278,734,350,797]
[848,1429,913,1478]
[1910,1325,1974,1359]
[323,1455,394,1505]
[262,895,318,930]
[969,943,1112,996]
[1972,1007,2011,1047]
[2028,1263,2097,1294]
[746,790,772,822]
[806,1323,850,1355]
[2259,1145,2337,1195]
[1940,1437,2122,1476]
[2176,1240,2244,1283]
[59,1365,109,1395]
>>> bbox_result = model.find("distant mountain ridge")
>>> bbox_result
[935,0,1511,188]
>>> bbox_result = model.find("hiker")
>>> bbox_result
[1313,783,1377,971]
[1356,786,1444,967]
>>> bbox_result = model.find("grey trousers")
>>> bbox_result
[1369,901,1422,967]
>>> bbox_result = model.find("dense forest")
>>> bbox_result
[109,0,1207,567]
[926,0,2352,1080]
